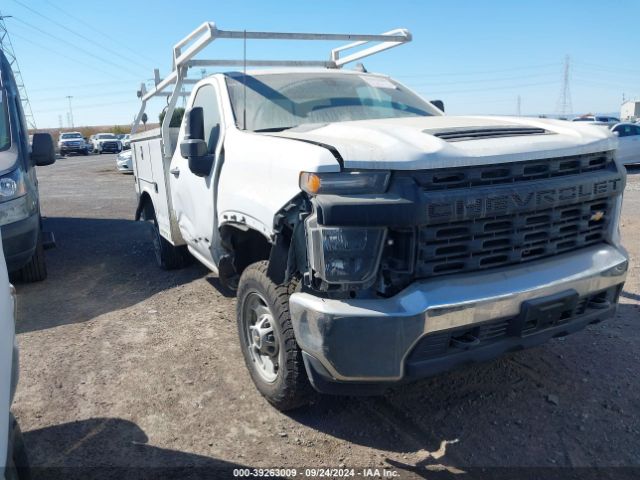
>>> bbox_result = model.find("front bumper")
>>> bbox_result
[289,244,628,393]
[60,144,87,153]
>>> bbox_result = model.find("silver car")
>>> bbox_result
[116,149,133,173]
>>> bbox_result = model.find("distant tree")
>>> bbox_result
[113,125,126,134]
[159,107,185,127]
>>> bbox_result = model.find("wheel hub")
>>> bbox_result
[243,292,280,383]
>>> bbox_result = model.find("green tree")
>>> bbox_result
[159,107,185,127]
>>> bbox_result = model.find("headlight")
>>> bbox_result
[0,169,33,226]
[307,215,386,285]
[0,196,33,226]
[0,169,27,202]
[300,171,390,195]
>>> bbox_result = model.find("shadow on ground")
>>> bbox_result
[24,417,248,480]
[14,217,209,334]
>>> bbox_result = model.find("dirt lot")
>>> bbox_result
[11,154,640,479]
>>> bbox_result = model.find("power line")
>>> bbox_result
[405,71,557,88]
[32,99,134,114]
[7,28,133,81]
[32,89,136,103]
[394,63,560,78]
[0,11,36,128]
[42,0,158,66]
[30,79,140,93]
[415,80,558,96]
[11,16,142,75]
[10,0,153,72]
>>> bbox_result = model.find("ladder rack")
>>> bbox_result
[131,22,411,140]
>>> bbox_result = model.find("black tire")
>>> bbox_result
[17,233,47,282]
[141,207,189,270]
[237,261,313,411]
[5,415,30,480]
[83,150,88,156]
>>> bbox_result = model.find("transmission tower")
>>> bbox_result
[555,55,572,118]
[0,12,37,129]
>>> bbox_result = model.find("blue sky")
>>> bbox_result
[2,0,639,128]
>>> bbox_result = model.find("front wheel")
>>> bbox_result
[237,261,313,411]
[17,233,47,282]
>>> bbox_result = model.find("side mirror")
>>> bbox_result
[431,99,445,112]
[179,107,214,177]
[32,133,56,166]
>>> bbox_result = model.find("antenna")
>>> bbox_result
[0,11,37,129]
[555,55,572,118]
[243,29,247,131]
[516,95,521,116]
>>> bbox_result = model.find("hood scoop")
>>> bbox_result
[427,126,549,142]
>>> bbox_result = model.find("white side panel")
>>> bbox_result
[216,129,340,236]
[132,134,184,244]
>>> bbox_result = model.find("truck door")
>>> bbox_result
[169,83,223,264]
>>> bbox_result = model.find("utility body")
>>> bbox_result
[131,22,628,410]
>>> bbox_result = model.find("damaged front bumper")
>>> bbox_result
[289,244,628,395]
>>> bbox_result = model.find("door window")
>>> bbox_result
[191,84,221,154]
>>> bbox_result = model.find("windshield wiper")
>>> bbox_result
[253,126,296,132]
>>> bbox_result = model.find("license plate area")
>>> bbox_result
[511,289,579,336]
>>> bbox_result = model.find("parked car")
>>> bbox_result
[611,122,640,165]
[91,133,122,154]
[0,239,29,479]
[58,131,89,156]
[572,115,620,127]
[131,23,627,411]
[116,149,132,173]
[0,50,56,282]
[121,134,131,150]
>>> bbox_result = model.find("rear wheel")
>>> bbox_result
[237,261,313,411]
[17,232,47,282]
[141,206,189,270]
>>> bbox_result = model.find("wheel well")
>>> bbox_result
[135,192,155,221]
[220,224,272,278]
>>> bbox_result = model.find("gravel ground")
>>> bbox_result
[11,154,640,480]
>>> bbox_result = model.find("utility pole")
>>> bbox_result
[0,11,37,129]
[555,55,572,118]
[66,95,74,128]
[516,95,521,116]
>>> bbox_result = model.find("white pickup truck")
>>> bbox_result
[130,23,628,410]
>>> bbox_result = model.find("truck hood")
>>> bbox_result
[269,116,617,170]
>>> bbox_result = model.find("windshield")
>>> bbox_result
[0,92,9,151]
[61,133,82,139]
[97,134,116,139]
[225,72,439,131]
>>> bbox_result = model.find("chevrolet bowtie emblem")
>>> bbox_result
[590,210,605,221]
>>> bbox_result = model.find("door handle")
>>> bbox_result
[170,167,180,176]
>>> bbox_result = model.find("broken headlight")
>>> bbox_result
[300,171,390,195]
[307,215,386,285]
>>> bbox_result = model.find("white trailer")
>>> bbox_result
[620,100,640,121]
